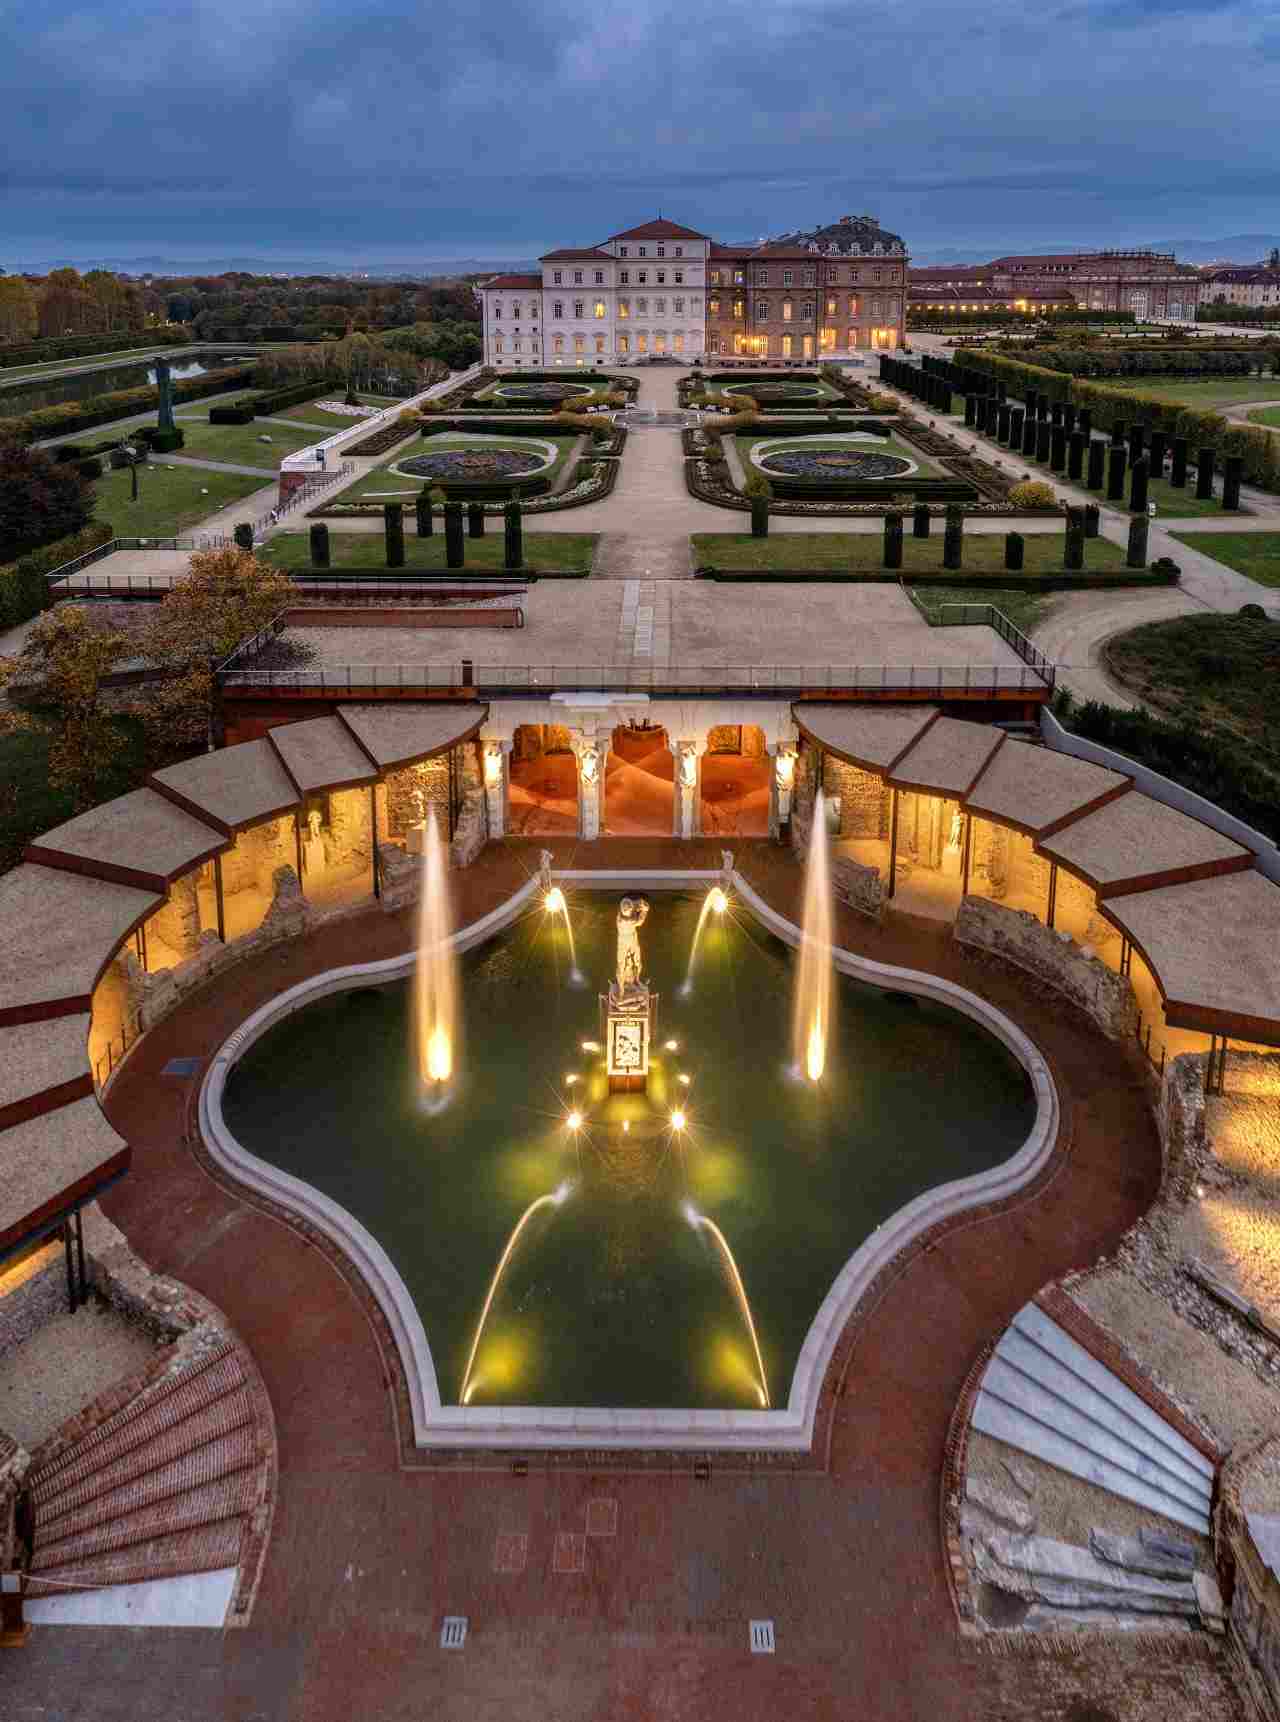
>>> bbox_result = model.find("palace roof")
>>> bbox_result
[540,248,612,261]
[604,219,710,242]
[481,274,542,291]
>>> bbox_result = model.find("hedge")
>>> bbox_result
[0,329,189,369]
[1054,691,1280,843]
[1016,344,1278,380]
[209,404,256,425]
[956,350,1280,491]
[0,521,114,628]
[9,365,256,444]
[344,417,421,457]
[764,475,979,502]
[252,380,330,414]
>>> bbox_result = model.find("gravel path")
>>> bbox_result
[0,1300,158,1449]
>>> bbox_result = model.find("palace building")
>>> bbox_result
[479,214,908,367]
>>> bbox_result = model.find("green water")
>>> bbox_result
[222,892,1034,1411]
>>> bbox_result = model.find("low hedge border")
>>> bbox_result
[309,456,622,520]
[344,418,422,457]
[0,330,190,369]
[694,567,1179,588]
[11,365,257,444]
[684,457,1058,519]
[0,521,115,627]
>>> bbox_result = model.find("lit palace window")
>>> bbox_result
[847,328,858,347]
[781,334,792,356]
[848,296,858,316]
[618,333,630,352]
[733,298,744,319]
[708,297,719,315]
[553,335,564,353]
[781,299,792,321]
[710,270,721,286]
[574,335,585,353]
[494,336,504,352]
[595,335,605,352]
[826,298,836,316]
[594,300,606,318]
[674,333,684,351]
[617,300,629,318]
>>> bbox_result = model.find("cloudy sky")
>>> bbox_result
[3,0,1279,265]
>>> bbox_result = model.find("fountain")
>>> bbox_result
[683,1203,770,1407]
[792,789,834,1083]
[413,807,458,1097]
[541,868,583,984]
[604,896,655,1093]
[460,1179,574,1403]
[680,860,731,998]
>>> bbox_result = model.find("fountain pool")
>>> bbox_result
[219,891,1036,1415]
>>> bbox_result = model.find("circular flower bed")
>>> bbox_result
[725,381,824,399]
[492,381,584,399]
[758,448,914,479]
[400,449,545,480]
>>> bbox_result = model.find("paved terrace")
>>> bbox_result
[5,839,1245,1721]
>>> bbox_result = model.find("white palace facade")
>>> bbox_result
[480,219,710,369]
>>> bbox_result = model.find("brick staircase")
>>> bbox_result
[23,1341,271,1601]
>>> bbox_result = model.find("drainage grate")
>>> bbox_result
[440,1616,468,1649]
[162,1057,203,1077]
[749,1620,775,1655]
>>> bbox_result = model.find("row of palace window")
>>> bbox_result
[550,269,691,286]
[707,296,900,322]
[491,333,693,354]
[493,298,703,321]
[709,265,902,288]
[706,328,898,355]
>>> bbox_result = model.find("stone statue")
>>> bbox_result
[947,810,963,850]
[411,787,427,824]
[578,745,600,786]
[155,358,175,433]
[615,896,650,990]
[678,743,698,789]
[307,808,323,841]
[538,849,554,893]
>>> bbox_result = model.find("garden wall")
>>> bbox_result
[953,895,1140,1040]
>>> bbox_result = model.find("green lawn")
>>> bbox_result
[272,393,399,428]
[1105,378,1280,408]
[1102,611,1280,766]
[261,530,599,573]
[91,461,271,538]
[1247,406,1280,429]
[690,532,1129,573]
[1169,530,1280,589]
[909,584,1053,636]
[332,431,581,504]
[737,432,946,479]
[167,417,321,466]
[1143,474,1242,520]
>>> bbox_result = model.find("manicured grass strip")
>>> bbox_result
[1104,378,1280,408]
[90,462,270,538]
[1247,406,1280,429]
[261,531,599,573]
[163,419,320,466]
[690,532,1128,573]
[1169,530,1280,590]
[909,584,1052,637]
[737,432,946,480]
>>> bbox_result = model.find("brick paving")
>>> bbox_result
[6,840,1246,1719]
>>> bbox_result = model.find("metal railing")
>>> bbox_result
[216,661,1053,696]
[93,1010,144,1090]
[936,603,1056,689]
[253,461,354,538]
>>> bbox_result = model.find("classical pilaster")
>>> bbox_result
[481,738,512,839]
[672,738,703,839]
[573,732,604,840]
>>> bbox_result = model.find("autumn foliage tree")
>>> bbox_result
[14,605,125,807]
[140,546,293,749]
[0,436,94,563]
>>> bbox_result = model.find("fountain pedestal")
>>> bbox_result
[604,896,654,1093]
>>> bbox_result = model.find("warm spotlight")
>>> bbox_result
[709,887,728,914]
[565,1073,579,1085]
[544,886,566,914]
[678,1073,691,1085]
[671,1109,687,1131]
[581,1039,600,1052]
[567,1110,583,1131]
[665,1039,679,1052]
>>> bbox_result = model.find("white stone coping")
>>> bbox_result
[200,868,1058,1453]
[748,431,919,479]
[281,364,482,474]
[387,433,559,482]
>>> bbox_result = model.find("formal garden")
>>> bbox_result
[321,432,577,507]
[261,527,597,575]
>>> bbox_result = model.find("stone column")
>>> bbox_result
[672,739,702,840]
[573,733,603,840]
[481,738,512,839]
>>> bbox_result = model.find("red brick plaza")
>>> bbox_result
[11,842,1242,1721]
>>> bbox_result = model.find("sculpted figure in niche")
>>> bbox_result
[615,896,650,990]
[578,744,600,786]
[678,743,698,789]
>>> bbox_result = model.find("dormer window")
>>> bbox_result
[620,245,628,256]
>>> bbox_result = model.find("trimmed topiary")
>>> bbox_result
[1007,479,1057,508]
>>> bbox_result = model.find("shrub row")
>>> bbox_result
[954,351,1280,490]
[763,474,979,502]
[344,416,421,456]
[0,329,189,369]
[1053,690,1280,843]
[1020,344,1278,380]
[7,365,256,444]
[253,380,331,414]
[209,403,256,425]
[0,521,115,627]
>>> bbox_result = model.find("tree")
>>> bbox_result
[0,437,94,564]
[140,546,294,749]
[15,605,125,807]
[0,277,38,343]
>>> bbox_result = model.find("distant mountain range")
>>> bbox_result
[5,255,540,279]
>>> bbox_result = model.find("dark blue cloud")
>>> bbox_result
[1,0,1277,264]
